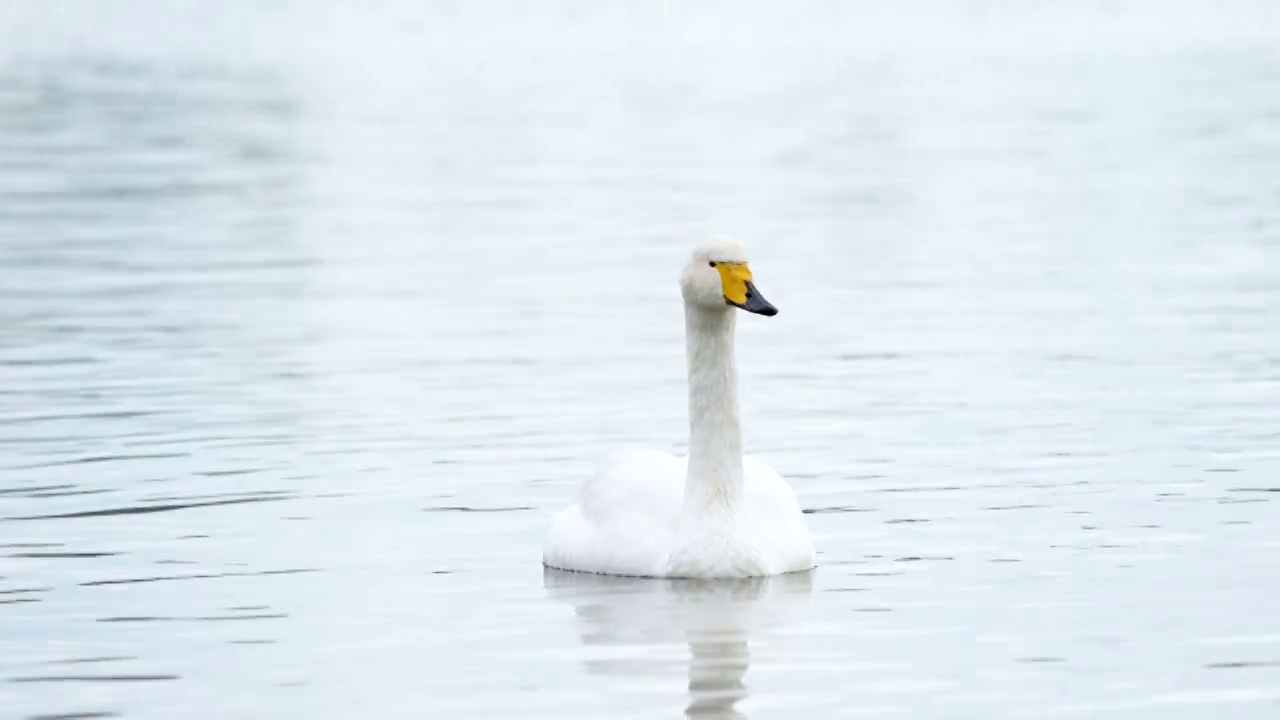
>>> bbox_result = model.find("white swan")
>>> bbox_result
[543,237,815,578]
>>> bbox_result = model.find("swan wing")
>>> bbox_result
[742,455,816,573]
[543,449,685,576]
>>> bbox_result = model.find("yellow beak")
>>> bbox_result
[715,263,777,316]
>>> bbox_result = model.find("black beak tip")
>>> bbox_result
[734,297,778,316]
[734,280,778,317]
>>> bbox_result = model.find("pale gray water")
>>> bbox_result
[2,1,1280,718]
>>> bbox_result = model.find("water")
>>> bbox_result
[2,1,1279,717]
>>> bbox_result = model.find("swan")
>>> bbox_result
[542,237,815,578]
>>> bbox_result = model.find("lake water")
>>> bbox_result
[2,1,1280,718]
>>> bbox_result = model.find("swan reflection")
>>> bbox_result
[544,569,813,718]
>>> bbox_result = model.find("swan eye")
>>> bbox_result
[708,261,716,267]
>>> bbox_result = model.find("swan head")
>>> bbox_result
[680,237,777,317]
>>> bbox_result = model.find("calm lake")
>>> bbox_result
[2,1,1279,718]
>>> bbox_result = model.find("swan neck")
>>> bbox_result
[684,305,744,508]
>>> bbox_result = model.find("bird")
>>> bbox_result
[542,237,815,578]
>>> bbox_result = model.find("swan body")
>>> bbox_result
[543,238,815,578]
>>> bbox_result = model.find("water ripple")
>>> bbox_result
[5,495,293,521]
[79,569,317,587]
[2,2,1279,718]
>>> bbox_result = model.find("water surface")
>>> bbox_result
[2,1,1280,718]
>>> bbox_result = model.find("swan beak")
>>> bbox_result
[734,281,778,316]
[716,263,777,316]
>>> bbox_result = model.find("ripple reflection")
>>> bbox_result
[544,569,813,718]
